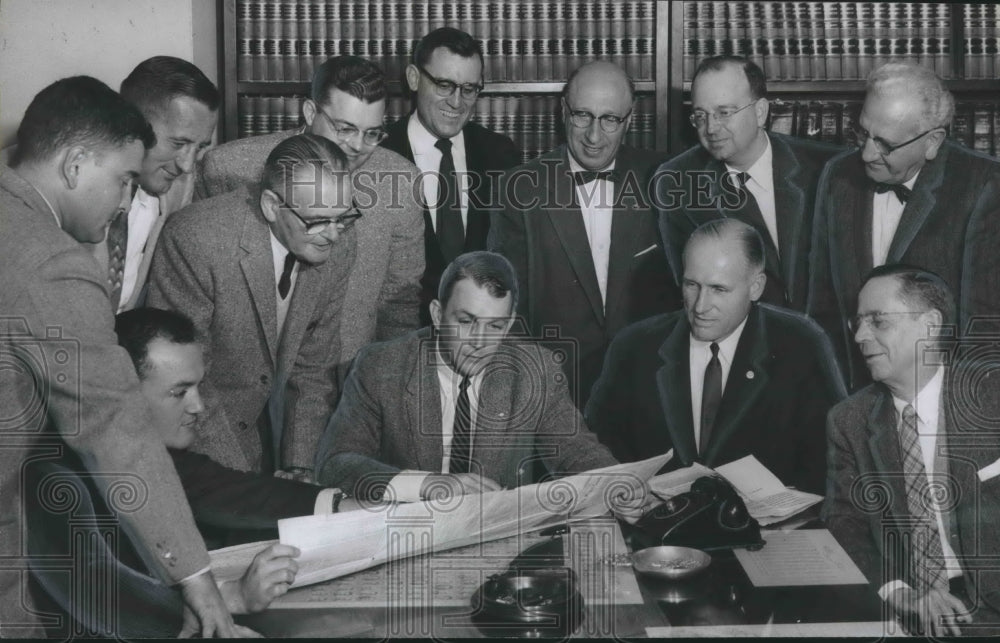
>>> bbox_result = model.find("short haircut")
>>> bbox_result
[438,251,519,312]
[686,218,765,273]
[412,27,484,69]
[120,56,220,118]
[866,62,955,130]
[115,307,197,379]
[563,62,636,102]
[692,55,768,100]
[311,56,386,105]
[11,76,155,167]
[260,133,349,200]
[861,264,956,327]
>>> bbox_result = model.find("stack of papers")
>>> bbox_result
[648,455,822,526]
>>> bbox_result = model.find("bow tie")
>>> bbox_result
[873,182,912,203]
[573,170,619,186]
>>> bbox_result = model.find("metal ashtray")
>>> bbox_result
[474,567,582,629]
[631,545,712,581]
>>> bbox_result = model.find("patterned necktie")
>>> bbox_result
[898,404,949,592]
[106,209,128,310]
[434,138,464,263]
[449,376,473,474]
[874,182,912,203]
[278,253,296,299]
[700,342,722,456]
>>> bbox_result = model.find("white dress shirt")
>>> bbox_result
[387,353,485,502]
[568,155,616,307]
[689,315,748,446]
[407,115,470,229]
[871,173,919,268]
[878,366,962,600]
[269,231,299,336]
[117,187,160,313]
[726,136,778,253]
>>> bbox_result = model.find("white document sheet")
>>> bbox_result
[732,529,868,587]
[647,622,903,637]
[715,455,823,525]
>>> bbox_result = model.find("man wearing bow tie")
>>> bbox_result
[808,62,1000,391]
[655,55,843,312]
[489,61,674,408]
[586,219,845,494]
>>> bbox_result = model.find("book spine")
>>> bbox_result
[823,2,842,79]
[251,95,267,136]
[769,100,794,135]
[284,94,301,130]
[237,0,252,81]
[973,105,992,154]
[934,3,950,78]
[280,0,298,82]
[238,94,253,138]
[842,2,859,80]
[683,1,699,81]
[808,2,825,80]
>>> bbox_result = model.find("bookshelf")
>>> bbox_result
[216,2,1000,159]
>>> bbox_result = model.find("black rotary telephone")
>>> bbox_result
[633,475,764,551]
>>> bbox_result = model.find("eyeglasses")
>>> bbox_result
[275,193,364,235]
[689,101,757,129]
[848,311,926,334]
[315,108,387,146]
[563,99,632,133]
[417,66,484,99]
[850,124,940,157]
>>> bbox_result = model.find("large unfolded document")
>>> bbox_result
[648,455,822,526]
[210,452,671,588]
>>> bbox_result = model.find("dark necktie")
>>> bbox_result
[278,252,296,299]
[874,182,912,203]
[106,208,128,310]
[729,171,751,191]
[898,404,949,592]
[573,170,620,186]
[700,342,722,456]
[449,376,473,474]
[435,138,464,263]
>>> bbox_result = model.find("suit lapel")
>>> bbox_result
[239,201,279,365]
[655,318,698,465]
[704,307,770,464]
[866,387,909,519]
[711,158,782,282]
[846,162,874,295]
[407,334,445,472]
[461,127,490,250]
[474,344,518,476]
[887,149,947,263]
[770,135,807,299]
[276,262,317,375]
[548,153,606,325]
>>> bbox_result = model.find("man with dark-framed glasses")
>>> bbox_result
[654,55,843,314]
[149,134,357,480]
[382,27,520,326]
[807,62,1000,391]
[197,56,425,397]
[489,60,673,409]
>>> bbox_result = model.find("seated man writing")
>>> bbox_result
[314,251,622,503]
[27,307,358,636]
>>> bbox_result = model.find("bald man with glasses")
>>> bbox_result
[807,62,1000,390]
[488,61,674,409]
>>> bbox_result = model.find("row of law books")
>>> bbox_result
[236,93,658,164]
[963,3,1000,79]
[682,2,956,81]
[237,0,656,84]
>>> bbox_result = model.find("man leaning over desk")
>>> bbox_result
[314,251,620,503]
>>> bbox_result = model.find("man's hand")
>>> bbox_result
[607,477,657,524]
[177,570,240,638]
[275,467,315,484]
[420,473,503,500]
[220,544,301,614]
[886,586,970,636]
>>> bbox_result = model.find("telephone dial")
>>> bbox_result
[633,475,764,551]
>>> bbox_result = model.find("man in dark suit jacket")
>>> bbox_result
[587,219,846,494]
[489,61,674,408]
[381,27,520,324]
[656,55,843,310]
[149,134,356,479]
[808,62,1000,390]
[314,251,618,502]
[823,265,1000,636]
[0,77,234,637]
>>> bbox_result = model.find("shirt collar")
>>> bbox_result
[567,153,616,176]
[892,366,944,427]
[133,186,158,209]
[726,135,772,192]
[26,181,61,228]
[689,313,749,363]
[269,229,289,259]
[408,113,466,157]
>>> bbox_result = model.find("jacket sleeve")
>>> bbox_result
[584,330,639,463]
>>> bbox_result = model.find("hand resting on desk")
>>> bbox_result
[886,586,971,637]
[218,544,301,615]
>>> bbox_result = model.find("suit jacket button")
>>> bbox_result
[238,421,248,430]
[260,374,270,385]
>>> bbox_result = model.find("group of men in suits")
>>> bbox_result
[6,19,1000,635]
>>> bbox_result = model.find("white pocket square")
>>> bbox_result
[977,458,1000,482]
[633,244,658,258]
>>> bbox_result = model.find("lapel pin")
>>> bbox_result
[746,370,754,379]
[498,412,507,418]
